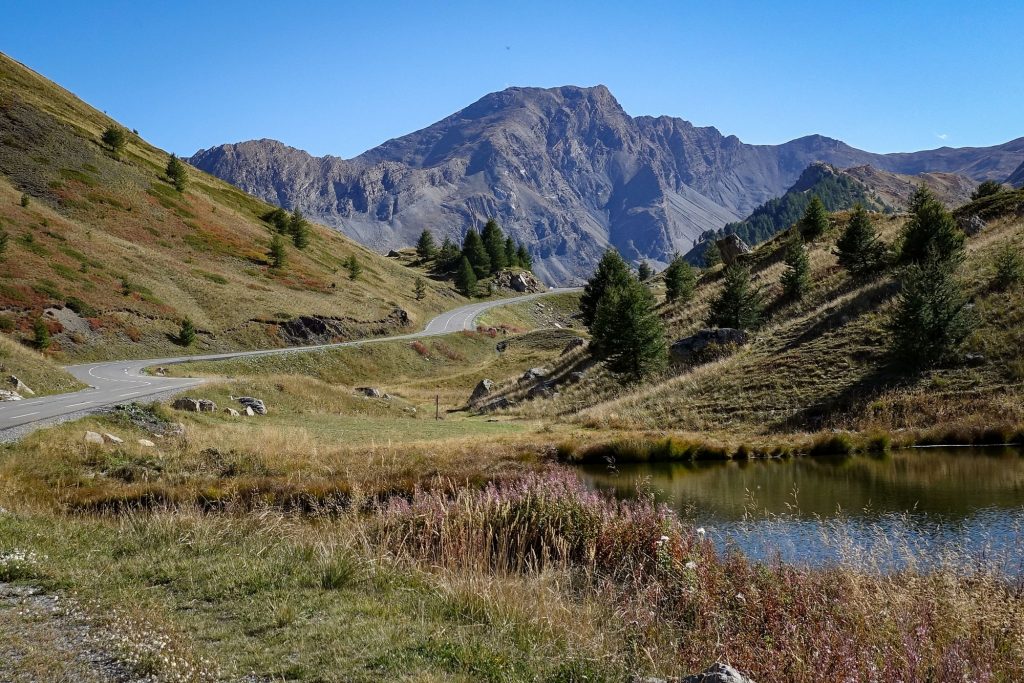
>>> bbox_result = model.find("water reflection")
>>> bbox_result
[579,447,1024,569]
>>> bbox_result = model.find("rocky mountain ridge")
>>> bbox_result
[190,85,1024,283]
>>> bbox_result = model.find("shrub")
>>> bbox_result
[33,317,50,349]
[289,209,310,249]
[807,433,854,456]
[0,229,8,256]
[65,297,97,317]
[414,277,427,301]
[345,254,361,280]
[971,179,1003,201]
[19,194,29,208]
[177,318,196,347]
[991,243,1024,290]
[410,340,430,357]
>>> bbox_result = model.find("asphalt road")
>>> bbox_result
[0,289,580,432]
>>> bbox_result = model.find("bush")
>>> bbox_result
[101,126,127,155]
[0,229,8,256]
[33,317,50,350]
[637,261,653,281]
[65,297,97,317]
[971,180,1003,201]
[19,194,29,208]
[345,254,361,280]
[991,243,1024,290]
[289,209,310,249]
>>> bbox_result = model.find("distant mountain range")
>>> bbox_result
[190,85,1024,284]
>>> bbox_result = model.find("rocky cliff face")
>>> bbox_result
[190,85,1024,284]
[1008,160,1024,188]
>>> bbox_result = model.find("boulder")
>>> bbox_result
[102,433,123,444]
[8,376,34,396]
[470,379,495,404]
[716,234,752,265]
[527,383,557,399]
[0,390,23,401]
[680,663,756,683]
[244,406,255,417]
[479,397,514,413]
[965,352,986,366]
[137,439,156,448]
[172,397,217,412]
[568,371,586,383]
[355,387,383,398]
[670,328,748,365]
[224,407,240,417]
[560,338,586,355]
[492,270,546,293]
[84,431,104,446]
[496,340,509,353]
[958,213,987,236]
[387,249,402,258]
[520,367,548,382]
[235,396,267,415]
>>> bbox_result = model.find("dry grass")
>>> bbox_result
[0,333,84,395]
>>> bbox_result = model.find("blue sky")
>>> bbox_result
[4,1,1022,158]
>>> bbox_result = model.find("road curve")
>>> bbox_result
[0,288,580,433]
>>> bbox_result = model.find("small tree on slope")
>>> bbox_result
[707,264,763,330]
[663,254,696,304]
[836,204,887,277]
[590,276,666,379]
[580,249,631,328]
[779,234,811,302]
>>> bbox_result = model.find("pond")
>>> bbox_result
[579,447,1024,571]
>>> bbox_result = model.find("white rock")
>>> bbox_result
[84,431,104,445]
[137,439,156,448]
[102,433,123,444]
[224,407,240,417]
[244,406,255,417]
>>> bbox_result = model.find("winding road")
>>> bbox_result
[0,289,579,433]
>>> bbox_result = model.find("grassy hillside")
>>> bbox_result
[0,334,83,396]
[0,52,463,362]
[523,205,1024,442]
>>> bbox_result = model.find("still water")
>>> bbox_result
[579,447,1024,570]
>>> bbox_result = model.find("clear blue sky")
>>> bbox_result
[5,1,1022,158]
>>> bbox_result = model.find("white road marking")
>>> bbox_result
[118,392,140,398]
[65,401,94,408]
[9,412,40,419]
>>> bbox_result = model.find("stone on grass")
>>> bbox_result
[84,431,104,446]
[8,375,34,396]
[102,433,123,444]
[670,328,748,365]
[224,407,240,417]
[244,406,255,417]
[0,390,23,401]
[680,663,756,683]
[520,367,548,382]
[137,439,156,448]
[470,379,495,404]
[235,396,267,415]
[172,397,217,413]
[356,387,383,398]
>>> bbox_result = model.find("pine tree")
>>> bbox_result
[837,204,886,277]
[580,249,632,328]
[289,209,310,249]
[481,219,507,274]
[462,228,491,279]
[663,254,696,304]
[178,318,196,346]
[265,208,290,233]
[166,155,188,192]
[455,256,477,297]
[704,240,722,268]
[414,277,427,301]
[436,238,462,272]
[346,254,362,280]
[101,126,127,156]
[637,261,654,281]
[33,318,50,350]
[799,196,830,241]
[889,255,974,368]
[19,194,29,208]
[992,243,1024,290]
[972,180,1003,201]
[899,188,964,265]
[516,244,532,270]
[269,234,287,270]
[416,230,437,260]
[504,237,517,267]
[779,234,811,301]
[590,276,667,379]
[707,264,763,330]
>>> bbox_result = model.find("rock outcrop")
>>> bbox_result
[8,376,34,396]
[671,328,748,365]
[716,235,751,265]
[172,397,217,413]
[469,379,495,404]
[235,397,267,415]
[278,308,410,345]
[190,85,1024,284]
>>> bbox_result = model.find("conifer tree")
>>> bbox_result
[101,126,127,156]
[663,254,696,304]
[346,254,362,280]
[837,204,886,277]
[898,188,964,265]
[580,249,631,328]
[991,243,1024,290]
[780,234,811,301]
[481,219,507,274]
[414,277,427,301]
[178,318,196,346]
[637,261,654,281]
[436,237,461,271]
[416,230,437,259]
[462,228,491,279]
[166,154,188,192]
[704,240,722,268]
[707,264,763,330]
[516,244,532,270]
[590,276,667,379]
[33,318,50,350]
[889,254,973,367]
[265,208,290,233]
[455,255,477,296]
[289,209,310,249]
[269,234,287,270]
[799,196,830,241]
[504,237,517,267]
